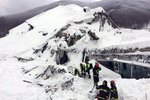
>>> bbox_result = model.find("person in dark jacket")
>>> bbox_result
[110,80,119,100]
[74,68,81,77]
[96,80,110,100]
[80,63,86,77]
[93,62,101,86]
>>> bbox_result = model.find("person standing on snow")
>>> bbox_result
[93,62,101,86]
[96,80,110,100]
[80,62,86,77]
[86,62,93,79]
[74,68,81,77]
[110,80,119,100]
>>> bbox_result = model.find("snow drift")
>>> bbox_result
[0,4,150,100]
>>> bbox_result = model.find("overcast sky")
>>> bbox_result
[0,0,102,15]
[0,0,58,15]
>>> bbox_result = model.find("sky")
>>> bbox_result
[0,0,102,15]
[0,0,59,15]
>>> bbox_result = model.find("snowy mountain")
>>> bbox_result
[0,4,150,100]
[1,0,150,37]
[91,0,150,29]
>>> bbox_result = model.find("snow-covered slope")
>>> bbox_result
[0,4,150,100]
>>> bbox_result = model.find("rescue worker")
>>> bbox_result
[86,63,93,79]
[74,68,81,77]
[80,63,86,77]
[93,62,101,86]
[96,80,110,100]
[110,80,119,100]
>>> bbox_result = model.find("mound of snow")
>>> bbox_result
[0,4,150,100]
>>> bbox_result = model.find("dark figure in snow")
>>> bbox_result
[99,15,106,31]
[85,56,89,64]
[93,62,101,86]
[74,68,81,77]
[86,63,93,79]
[82,49,88,62]
[96,80,110,100]
[80,63,86,77]
[110,80,119,100]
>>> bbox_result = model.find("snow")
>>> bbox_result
[0,4,150,100]
[0,59,49,100]
[1,58,150,100]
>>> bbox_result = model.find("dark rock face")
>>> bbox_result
[1,0,150,37]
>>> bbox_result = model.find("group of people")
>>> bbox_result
[74,62,102,87]
[74,62,102,85]
[74,62,118,100]
[80,62,93,78]
[74,62,101,82]
[96,80,118,100]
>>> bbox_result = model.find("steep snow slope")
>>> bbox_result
[0,4,150,100]
[0,59,49,100]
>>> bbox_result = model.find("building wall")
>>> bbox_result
[99,61,150,79]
